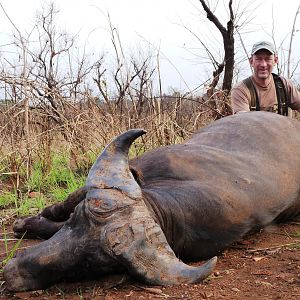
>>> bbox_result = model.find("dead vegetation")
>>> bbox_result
[0,3,231,193]
[1,0,299,196]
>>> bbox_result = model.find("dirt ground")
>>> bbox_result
[1,221,299,300]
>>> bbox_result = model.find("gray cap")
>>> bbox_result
[251,41,275,55]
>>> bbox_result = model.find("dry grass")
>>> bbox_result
[0,88,229,193]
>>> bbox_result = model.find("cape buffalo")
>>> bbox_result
[4,111,300,292]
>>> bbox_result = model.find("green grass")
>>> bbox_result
[0,150,88,216]
[17,194,47,215]
[1,226,25,270]
[289,231,300,237]
[0,145,145,216]
[27,152,87,194]
[0,192,17,209]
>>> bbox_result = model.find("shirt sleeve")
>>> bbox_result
[284,78,300,113]
[230,82,251,114]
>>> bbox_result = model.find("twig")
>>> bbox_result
[133,285,170,298]
[290,222,300,225]
[287,5,300,78]
[102,274,129,290]
[247,241,300,253]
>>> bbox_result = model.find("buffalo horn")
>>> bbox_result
[105,219,217,285]
[86,129,146,198]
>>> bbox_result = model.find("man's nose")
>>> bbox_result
[260,60,267,67]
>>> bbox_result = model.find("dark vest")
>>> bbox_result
[243,74,289,116]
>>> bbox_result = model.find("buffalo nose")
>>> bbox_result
[3,258,35,292]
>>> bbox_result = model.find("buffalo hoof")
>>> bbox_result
[13,215,64,239]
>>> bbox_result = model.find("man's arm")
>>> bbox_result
[284,78,300,113]
[230,82,251,114]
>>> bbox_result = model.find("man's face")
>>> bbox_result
[249,50,278,80]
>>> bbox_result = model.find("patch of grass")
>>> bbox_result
[286,242,300,249]
[1,150,88,216]
[285,230,300,249]
[17,194,47,216]
[26,151,86,202]
[0,191,47,216]
[0,192,17,209]
[47,154,86,202]
[27,153,80,190]
[1,226,24,270]
[290,231,300,237]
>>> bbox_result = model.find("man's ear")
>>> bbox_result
[274,55,279,65]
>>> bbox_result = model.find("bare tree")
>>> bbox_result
[287,5,300,79]
[0,1,242,194]
[198,0,235,95]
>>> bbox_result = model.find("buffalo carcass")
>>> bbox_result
[4,111,300,292]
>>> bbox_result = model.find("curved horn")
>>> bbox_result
[86,129,146,198]
[104,218,217,285]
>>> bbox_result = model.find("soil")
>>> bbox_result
[1,222,299,300]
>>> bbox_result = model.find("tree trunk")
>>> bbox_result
[198,0,235,94]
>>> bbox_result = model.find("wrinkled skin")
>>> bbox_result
[5,112,300,292]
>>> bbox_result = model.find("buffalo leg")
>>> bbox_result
[40,186,87,221]
[13,186,87,239]
[13,216,65,239]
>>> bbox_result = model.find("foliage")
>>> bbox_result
[1,1,300,217]
[1,226,24,270]
[26,152,87,196]
[0,192,17,209]
[0,150,87,215]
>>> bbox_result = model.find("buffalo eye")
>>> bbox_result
[87,198,123,219]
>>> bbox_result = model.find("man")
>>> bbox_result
[231,41,300,115]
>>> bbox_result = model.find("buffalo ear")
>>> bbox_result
[129,167,144,186]
[105,218,217,285]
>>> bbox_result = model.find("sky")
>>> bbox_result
[0,0,300,94]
